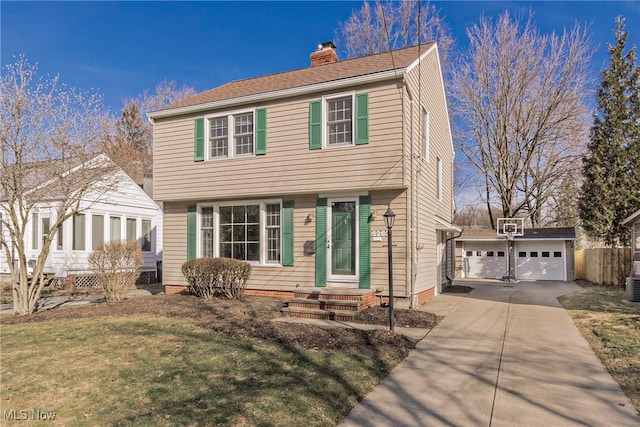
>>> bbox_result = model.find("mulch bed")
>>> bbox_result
[1,294,442,356]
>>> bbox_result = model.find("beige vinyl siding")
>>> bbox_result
[153,81,405,203]
[162,192,410,295]
[403,47,456,295]
[162,201,190,287]
[163,195,318,290]
[369,190,409,297]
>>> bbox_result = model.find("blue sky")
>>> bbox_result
[2,1,639,113]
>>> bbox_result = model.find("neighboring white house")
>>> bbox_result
[0,161,163,284]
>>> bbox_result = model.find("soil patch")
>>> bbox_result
[1,294,442,355]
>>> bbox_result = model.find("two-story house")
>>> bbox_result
[148,42,456,309]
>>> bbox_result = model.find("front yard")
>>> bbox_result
[0,294,439,426]
[559,285,640,414]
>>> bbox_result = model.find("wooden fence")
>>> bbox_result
[574,248,632,286]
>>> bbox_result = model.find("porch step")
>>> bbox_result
[282,287,376,321]
[281,306,357,322]
[287,298,364,312]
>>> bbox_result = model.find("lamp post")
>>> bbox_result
[383,206,396,333]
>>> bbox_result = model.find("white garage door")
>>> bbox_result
[515,241,565,281]
[463,242,509,279]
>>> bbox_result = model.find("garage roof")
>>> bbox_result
[457,227,575,241]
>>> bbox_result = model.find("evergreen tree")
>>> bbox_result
[104,102,151,183]
[579,16,640,246]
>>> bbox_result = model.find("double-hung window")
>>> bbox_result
[208,111,254,159]
[309,92,368,149]
[327,95,353,145]
[199,201,281,264]
[209,117,229,158]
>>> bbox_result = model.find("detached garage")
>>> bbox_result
[456,228,575,282]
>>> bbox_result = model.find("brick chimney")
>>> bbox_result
[310,41,338,66]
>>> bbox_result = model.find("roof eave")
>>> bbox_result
[147,68,405,120]
[622,209,640,225]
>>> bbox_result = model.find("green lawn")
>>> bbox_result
[559,286,640,414]
[1,314,400,426]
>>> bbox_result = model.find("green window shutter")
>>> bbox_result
[309,101,322,150]
[359,195,371,289]
[255,108,267,155]
[355,93,369,145]
[187,205,197,260]
[282,200,294,266]
[194,118,205,161]
[315,198,327,286]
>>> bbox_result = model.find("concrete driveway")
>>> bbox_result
[340,281,639,427]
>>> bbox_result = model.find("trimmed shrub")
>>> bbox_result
[181,257,251,300]
[88,241,143,302]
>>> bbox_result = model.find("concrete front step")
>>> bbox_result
[281,306,357,322]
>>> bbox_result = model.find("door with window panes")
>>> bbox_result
[327,199,358,286]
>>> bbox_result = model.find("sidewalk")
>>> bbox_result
[340,281,639,427]
[0,287,161,314]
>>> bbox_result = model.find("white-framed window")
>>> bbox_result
[126,218,137,244]
[423,108,430,162]
[207,110,255,159]
[92,214,104,250]
[73,213,85,251]
[326,94,353,145]
[198,201,281,265]
[141,219,152,252]
[310,92,367,150]
[436,156,442,201]
[110,216,121,241]
[56,222,63,250]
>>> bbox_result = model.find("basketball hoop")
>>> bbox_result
[506,231,514,241]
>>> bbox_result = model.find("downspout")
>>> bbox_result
[406,81,417,309]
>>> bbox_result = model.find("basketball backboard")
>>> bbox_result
[496,218,524,237]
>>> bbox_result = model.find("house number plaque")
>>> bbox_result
[372,230,388,241]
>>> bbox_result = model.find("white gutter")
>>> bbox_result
[435,216,462,232]
[147,69,405,121]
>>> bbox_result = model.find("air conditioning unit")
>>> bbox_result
[634,261,640,275]
[627,277,640,302]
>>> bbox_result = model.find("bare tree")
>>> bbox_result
[335,1,453,63]
[0,56,117,315]
[103,80,196,180]
[454,204,502,229]
[449,11,593,228]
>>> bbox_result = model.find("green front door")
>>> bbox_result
[331,201,356,276]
